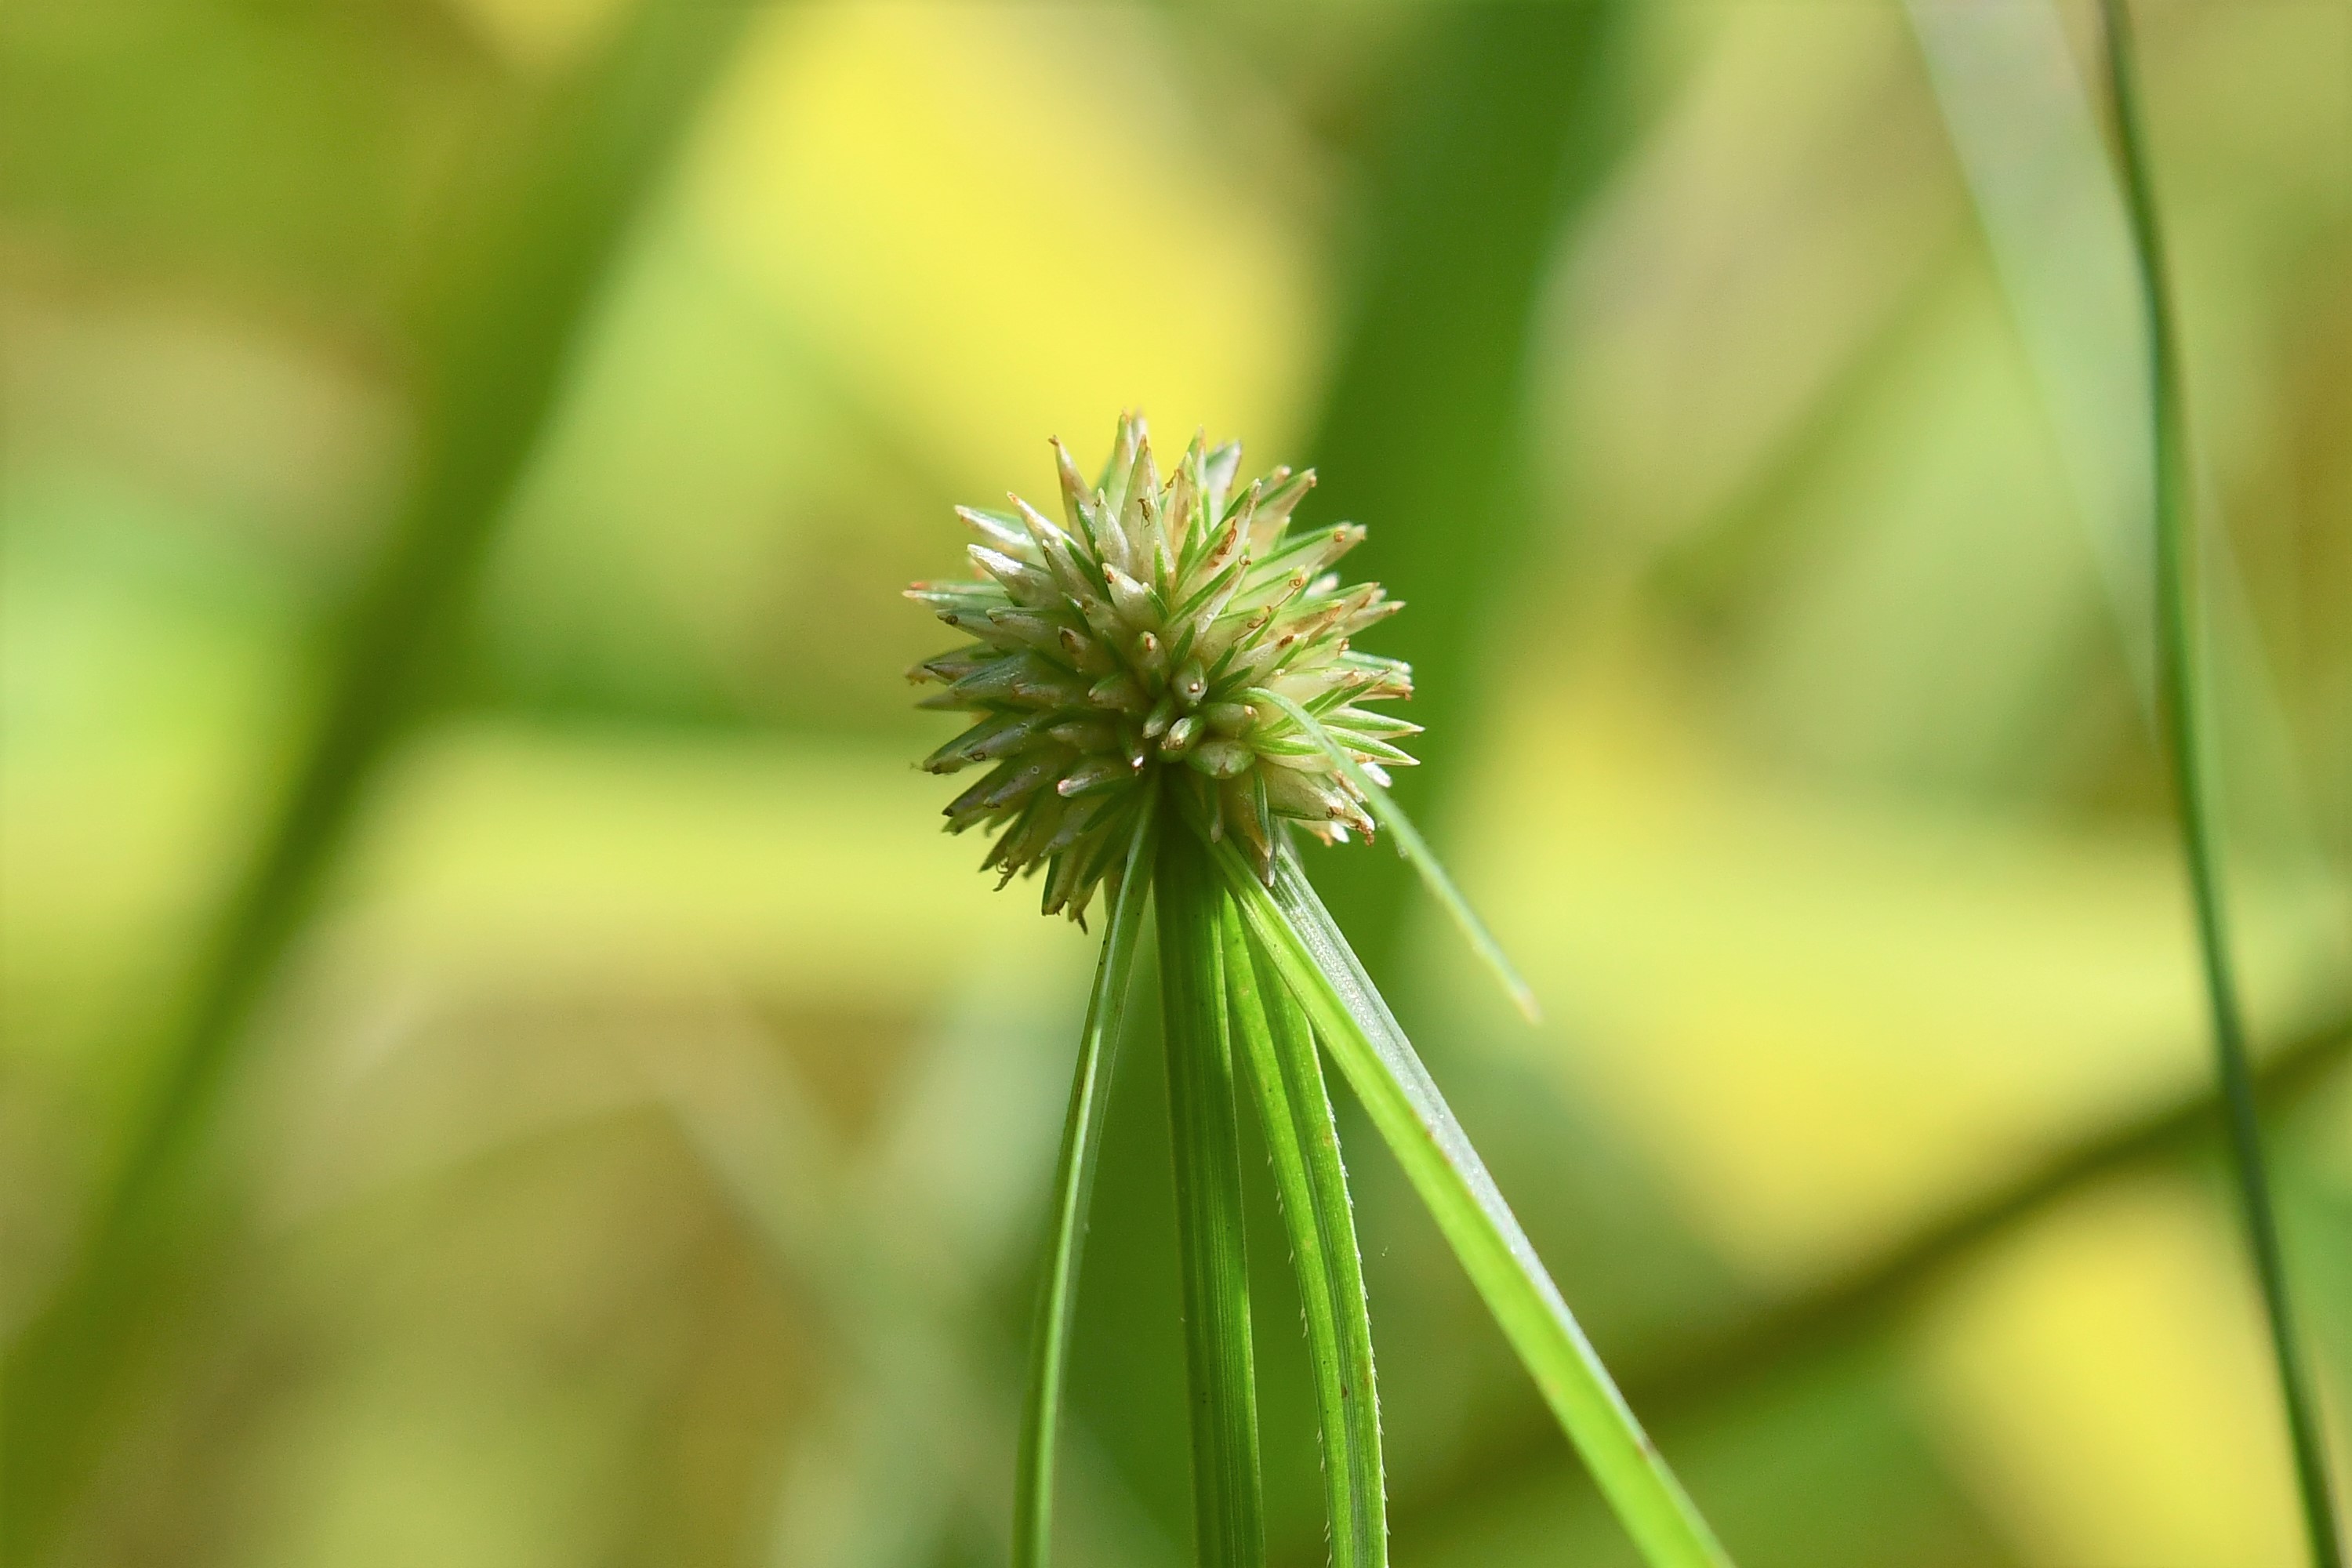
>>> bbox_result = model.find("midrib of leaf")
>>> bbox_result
[1219,896,1387,1568]
[1213,836,1731,1568]
[1014,795,1159,1568]
[1157,839,1266,1568]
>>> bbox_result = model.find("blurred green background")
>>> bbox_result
[4,2,2349,1565]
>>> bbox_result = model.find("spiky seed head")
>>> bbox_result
[908,412,1420,925]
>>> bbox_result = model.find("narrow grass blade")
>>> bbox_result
[1210,836,1730,1568]
[1014,796,1160,1568]
[1157,840,1266,1568]
[1219,899,1387,1568]
[1250,688,1537,1021]
[2096,3,2344,1560]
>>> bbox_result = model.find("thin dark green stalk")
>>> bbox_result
[0,7,751,1557]
[1014,795,1160,1568]
[1220,898,1387,1568]
[1158,837,1267,1568]
[2098,5,2343,1562]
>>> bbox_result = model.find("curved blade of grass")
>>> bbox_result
[1218,896,1386,1568]
[2096,3,2344,1560]
[1156,840,1265,1568]
[1014,793,1160,1568]
[1249,688,1536,1021]
[1210,835,1730,1568]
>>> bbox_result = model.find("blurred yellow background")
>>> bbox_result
[3,2,2347,1566]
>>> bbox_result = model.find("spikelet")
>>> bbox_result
[908,412,1419,924]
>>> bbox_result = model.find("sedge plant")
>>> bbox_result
[907,414,1730,1568]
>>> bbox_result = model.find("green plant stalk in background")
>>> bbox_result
[0,5,753,1558]
[2096,2,2345,1563]
[1308,0,1632,975]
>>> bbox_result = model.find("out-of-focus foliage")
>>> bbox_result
[2,2,2346,1566]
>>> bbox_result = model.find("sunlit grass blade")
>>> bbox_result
[1156,843,1265,1568]
[1219,898,1386,1568]
[1210,834,1730,1568]
[1250,688,1537,1021]
[1014,794,1159,1568]
[2096,2,2344,1560]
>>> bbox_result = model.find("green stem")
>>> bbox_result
[1157,837,1266,1568]
[1214,837,1730,1568]
[2097,5,2344,1563]
[1220,895,1387,1567]
[1014,797,1160,1568]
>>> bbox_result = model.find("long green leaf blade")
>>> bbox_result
[1211,837,1730,1568]
[1157,841,1265,1568]
[1250,688,1537,1020]
[1014,796,1160,1568]
[1219,898,1386,1567]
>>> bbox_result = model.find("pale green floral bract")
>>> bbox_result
[908,412,1419,924]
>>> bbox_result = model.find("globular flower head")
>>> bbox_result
[907,412,1420,925]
